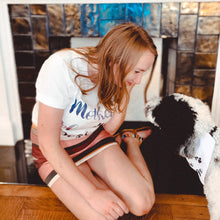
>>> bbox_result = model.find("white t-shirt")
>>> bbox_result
[32,49,113,140]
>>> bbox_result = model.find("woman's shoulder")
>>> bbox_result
[50,49,80,61]
[42,49,88,79]
[52,49,87,67]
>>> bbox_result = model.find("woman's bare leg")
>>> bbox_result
[50,162,109,220]
[123,130,153,183]
[49,130,154,219]
[87,141,155,217]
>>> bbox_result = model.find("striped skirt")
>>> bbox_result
[31,125,117,187]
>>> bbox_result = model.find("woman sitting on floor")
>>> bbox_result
[31,22,158,220]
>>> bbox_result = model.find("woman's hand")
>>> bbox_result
[87,188,129,220]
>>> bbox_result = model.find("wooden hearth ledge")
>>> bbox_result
[0,183,210,219]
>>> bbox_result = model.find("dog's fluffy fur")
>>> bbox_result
[145,93,220,220]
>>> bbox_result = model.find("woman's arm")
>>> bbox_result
[104,83,135,135]
[37,102,128,217]
[38,102,97,196]
[103,109,127,135]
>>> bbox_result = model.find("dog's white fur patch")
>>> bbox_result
[186,132,215,184]
[145,93,220,220]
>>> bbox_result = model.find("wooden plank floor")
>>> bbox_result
[0,184,210,220]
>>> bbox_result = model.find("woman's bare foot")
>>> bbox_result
[114,127,152,146]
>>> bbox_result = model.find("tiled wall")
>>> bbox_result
[9,2,220,139]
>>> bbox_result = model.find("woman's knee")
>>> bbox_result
[129,189,155,216]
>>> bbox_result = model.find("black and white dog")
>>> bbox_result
[145,93,220,220]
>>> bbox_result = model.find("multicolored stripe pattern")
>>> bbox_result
[31,125,117,186]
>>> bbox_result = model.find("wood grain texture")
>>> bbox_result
[0,184,210,220]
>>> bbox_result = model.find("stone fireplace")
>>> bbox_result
[6,2,220,139]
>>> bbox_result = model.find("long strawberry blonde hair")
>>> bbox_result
[71,22,157,112]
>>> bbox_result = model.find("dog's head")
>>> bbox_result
[145,93,216,158]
